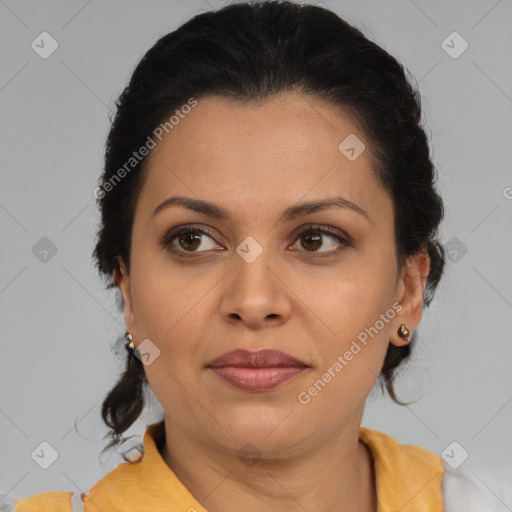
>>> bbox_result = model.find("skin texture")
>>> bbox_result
[114,92,430,512]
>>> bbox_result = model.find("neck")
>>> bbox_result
[160,415,376,512]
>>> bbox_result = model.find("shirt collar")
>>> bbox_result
[84,422,443,512]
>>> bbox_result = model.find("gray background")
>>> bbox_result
[1,0,511,505]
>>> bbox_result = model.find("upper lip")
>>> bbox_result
[207,349,308,368]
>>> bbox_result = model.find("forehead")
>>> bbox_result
[136,93,390,224]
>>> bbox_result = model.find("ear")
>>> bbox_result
[391,245,430,347]
[113,256,136,337]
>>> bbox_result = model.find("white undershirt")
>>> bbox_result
[442,462,511,511]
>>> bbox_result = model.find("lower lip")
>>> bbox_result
[209,366,307,391]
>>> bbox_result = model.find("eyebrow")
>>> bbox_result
[152,195,370,223]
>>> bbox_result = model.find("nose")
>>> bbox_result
[219,245,293,330]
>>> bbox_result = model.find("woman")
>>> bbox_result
[12,1,508,511]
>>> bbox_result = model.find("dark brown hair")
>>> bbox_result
[93,0,446,454]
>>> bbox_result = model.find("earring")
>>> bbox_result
[125,331,135,353]
[397,324,411,342]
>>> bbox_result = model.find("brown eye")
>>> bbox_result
[160,225,222,258]
[300,232,323,252]
[177,232,202,252]
[292,226,351,256]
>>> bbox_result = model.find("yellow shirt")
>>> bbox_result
[14,422,444,512]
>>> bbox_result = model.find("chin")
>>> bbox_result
[216,406,312,453]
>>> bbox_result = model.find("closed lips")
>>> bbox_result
[207,349,309,368]
[207,349,309,392]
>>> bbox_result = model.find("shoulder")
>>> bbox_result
[359,427,445,508]
[359,426,444,475]
[359,427,510,510]
[4,491,83,512]
[442,464,511,512]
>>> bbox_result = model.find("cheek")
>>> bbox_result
[130,242,205,336]
[314,262,396,341]
[305,261,397,396]
[297,296,394,419]
[129,257,208,420]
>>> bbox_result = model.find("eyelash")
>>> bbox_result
[159,223,352,259]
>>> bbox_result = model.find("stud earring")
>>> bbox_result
[125,331,135,353]
[397,324,411,342]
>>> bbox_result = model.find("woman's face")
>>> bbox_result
[115,93,428,457]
